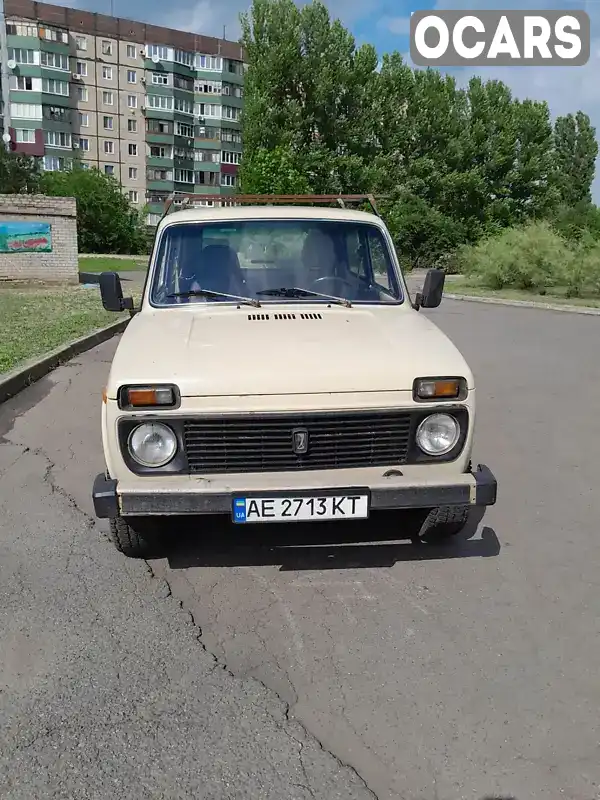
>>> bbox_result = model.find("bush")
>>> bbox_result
[563,237,600,297]
[457,221,572,293]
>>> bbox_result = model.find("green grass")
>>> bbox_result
[78,256,148,273]
[447,278,600,309]
[0,283,132,375]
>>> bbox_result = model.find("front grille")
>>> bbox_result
[183,410,412,474]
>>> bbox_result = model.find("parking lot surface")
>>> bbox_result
[1,298,599,800]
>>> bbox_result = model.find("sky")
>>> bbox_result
[52,0,600,199]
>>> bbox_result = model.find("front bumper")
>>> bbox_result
[92,464,497,519]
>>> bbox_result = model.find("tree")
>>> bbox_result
[553,111,598,206]
[240,145,310,194]
[0,146,41,194]
[39,166,147,254]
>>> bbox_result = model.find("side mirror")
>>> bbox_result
[99,271,134,313]
[415,268,445,310]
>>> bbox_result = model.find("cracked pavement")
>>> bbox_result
[1,299,600,799]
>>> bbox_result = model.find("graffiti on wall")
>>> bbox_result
[0,221,52,253]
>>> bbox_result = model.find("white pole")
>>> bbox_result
[0,0,11,151]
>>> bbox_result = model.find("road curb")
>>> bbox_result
[445,293,600,316]
[0,318,129,405]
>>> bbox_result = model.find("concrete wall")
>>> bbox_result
[0,195,78,283]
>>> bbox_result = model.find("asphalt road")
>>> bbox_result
[1,298,599,800]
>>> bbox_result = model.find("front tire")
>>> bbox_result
[108,516,163,559]
[418,505,470,543]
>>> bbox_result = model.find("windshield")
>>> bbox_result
[149,219,403,307]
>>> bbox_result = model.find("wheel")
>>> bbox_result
[418,505,470,544]
[108,516,164,559]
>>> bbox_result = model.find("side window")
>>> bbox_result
[345,229,369,281]
[367,227,401,298]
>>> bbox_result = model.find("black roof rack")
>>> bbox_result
[159,192,384,222]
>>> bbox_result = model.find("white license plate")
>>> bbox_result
[232,494,369,524]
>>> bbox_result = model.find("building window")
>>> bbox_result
[197,125,220,140]
[195,54,222,71]
[174,49,194,67]
[173,75,193,91]
[44,105,70,122]
[76,60,87,76]
[104,164,115,175]
[39,26,68,43]
[126,44,137,59]
[175,122,194,138]
[195,79,221,94]
[43,155,65,171]
[128,143,138,156]
[129,167,138,179]
[227,60,243,74]
[15,129,35,143]
[76,85,88,102]
[174,98,193,115]
[128,119,138,133]
[221,151,241,165]
[40,51,69,70]
[128,190,139,203]
[42,78,69,96]
[79,112,89,127]
[127,69,137,84]
[147,44,168,61]
[194,171,219,186]
[146,119,172,134]
[147,95,173,111]
[223,105,241,121]
[149,145,168,158]
[8,47,36,65]
[14,76,33,91]
[102,65,113,80]
[151,72,169,85]
[6,22,38,36]
[44,130,72,148]
[102,91,114,105]
[101,40,113,56]
[104,140,114,154]
[75,35,87,51]
[221,127,242,144]
[74,136,90,151]
[127,94,137,109]
[147,168,173,181]
[103,116,114,130]
[221,173,237,187]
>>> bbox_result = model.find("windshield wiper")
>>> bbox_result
[167,288,261,308]
[256,287,352,308]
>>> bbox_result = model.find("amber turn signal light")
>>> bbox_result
[119,385,177,409]
[414,378,466,401]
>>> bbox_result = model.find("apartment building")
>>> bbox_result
[1,0,245,224]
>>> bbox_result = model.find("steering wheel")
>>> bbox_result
[309,275,356,294]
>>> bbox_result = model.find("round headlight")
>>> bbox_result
[416,413,460,456]
[128,422,177,467]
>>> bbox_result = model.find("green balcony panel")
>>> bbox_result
[39,40,70,55]
[10,90,43,104]
[146,84,173,97]
[147,156,175,168]
[7,34,40,49]
[195,137,221,150]
[145,109,175,120]
[10,118,39,129]
[12,64,42,78]
[41,92,70,108]
[147,180,174,190]
[146,132,174,144]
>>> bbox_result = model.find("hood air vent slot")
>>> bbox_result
[247,312,324,321]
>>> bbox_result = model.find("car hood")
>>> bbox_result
[106,304,473,398]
